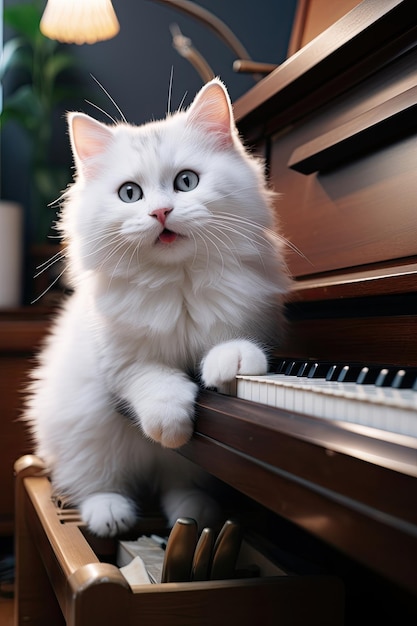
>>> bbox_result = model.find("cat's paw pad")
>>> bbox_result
[80,493,137,537]
[140,377,197,449]
[201,340,267,388]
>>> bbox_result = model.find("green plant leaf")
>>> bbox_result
[0,84,42,132]
[44,52,77,83]
[2,1,83,244]
[34,164,69,199]
[3,2,43,46]
[0,37,25,80]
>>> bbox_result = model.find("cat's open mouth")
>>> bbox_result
[158,228,179,244]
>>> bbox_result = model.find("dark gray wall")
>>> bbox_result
[70,0,297,123]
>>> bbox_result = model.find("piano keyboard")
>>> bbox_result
[221,360,417,438]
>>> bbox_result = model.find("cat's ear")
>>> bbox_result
[186,79,235,147]
[68,112,114,176]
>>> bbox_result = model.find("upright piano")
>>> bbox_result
[13,2,417,624]
[179,0,417,622]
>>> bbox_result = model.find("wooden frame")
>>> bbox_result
[14,455,344,626]
[287,0,363,56]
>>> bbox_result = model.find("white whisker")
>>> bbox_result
[34,257,66,279]
[211,221,275,258]
[178,91,188,111]
[31,267,67,304]
[98,237,130,277]
[77,226,126,265]
[204,222,236,250]
[85,100,118,124]
[188,231,201,270]
[204,184,261,207]
[218,212,310,263]
[167,66,174,115]
[209,214,275,249]
[196,229,226,281]
[193,231,212,275]
[112,238,140,283]
[202,224,243,270]
[126,240,140,278]
[204,185,310,264]
[90,74,127,123]
[35,249,66,273]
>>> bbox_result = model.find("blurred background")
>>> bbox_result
[1,0,298,304]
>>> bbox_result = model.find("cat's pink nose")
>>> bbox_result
[150,207,173,226]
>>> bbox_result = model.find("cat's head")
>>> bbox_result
[62,79,276,278]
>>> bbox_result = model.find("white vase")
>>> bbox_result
[0,201,23,308]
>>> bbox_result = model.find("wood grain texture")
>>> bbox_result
[0,312,51,534]
[14,459,344,625]
[177,391,417,596]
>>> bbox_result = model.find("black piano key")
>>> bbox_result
[296,362,310,377]
[276,359,417,390]
[283,360,294,373]
[326,364,343,381]
[337,365,363,382]
[306,362,318,378]
[336,365,349,382]
[391,368,417,389]
[275,360,311,376]
[275,360,288,374]
[391,369,406,389]
[356,366,381,385]
[284,361,302,376]
[374,368,397,387]
[307,362,331,379]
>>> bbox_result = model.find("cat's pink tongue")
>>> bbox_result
[159,229,177,244]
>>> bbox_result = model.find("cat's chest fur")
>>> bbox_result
[87,262,247,371]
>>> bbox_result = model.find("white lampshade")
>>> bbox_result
[40,0,120,45]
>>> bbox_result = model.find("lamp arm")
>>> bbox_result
[170,24,215,83]
[149,0,252,61]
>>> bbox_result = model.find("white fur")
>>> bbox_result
[25,79,289,536]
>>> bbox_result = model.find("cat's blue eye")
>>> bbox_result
[118,182,143,203]
[174,170,199,192]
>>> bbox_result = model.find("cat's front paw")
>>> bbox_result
[139,376,198,449]
[201,339,267,388]
[80,493,137,537]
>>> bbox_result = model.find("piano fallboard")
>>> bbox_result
[180,390,417,597]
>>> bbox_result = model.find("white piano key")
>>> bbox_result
[273,382,286,409]
[293,385,305,414]
[251,381,260,403]
[234,373,417,437]
[266,381,277,407]
[259,380,269,405]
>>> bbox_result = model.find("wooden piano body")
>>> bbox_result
[184,0,417,620]
[14,1,417,624]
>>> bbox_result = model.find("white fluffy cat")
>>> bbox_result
[26,78,289,537]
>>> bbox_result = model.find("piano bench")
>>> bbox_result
[14,455,345,626]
